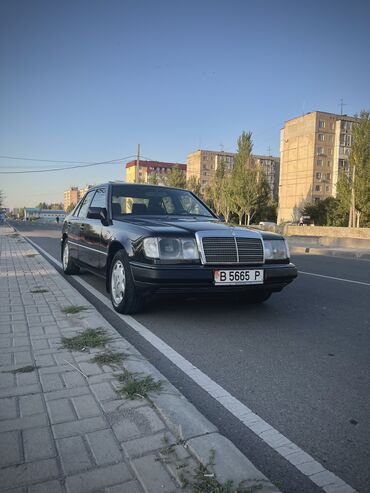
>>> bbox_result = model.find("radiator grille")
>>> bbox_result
[201,236,264,264]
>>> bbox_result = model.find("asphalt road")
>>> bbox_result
[9,221,370,493]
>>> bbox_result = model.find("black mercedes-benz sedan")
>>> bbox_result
[61,182,297,313]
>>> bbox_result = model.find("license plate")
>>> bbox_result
[214,269,264,285]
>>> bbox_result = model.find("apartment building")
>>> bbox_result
[187,149,280,199]
[278,111,356,223]
[63,185,93,211]
[63,187,79,211]
[125,160,186,184]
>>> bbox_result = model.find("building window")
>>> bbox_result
[325,185,330,192]
[317,159,323,166]
[327,160,331,167]
[326,173,331,180]
[202,156,208,161]
[330,122,335,130]
[319,120,326,129]
[318,134,325,141]
[341,121,352,131]
[328,134,334,142]
[315,185,321,192]
[340,134,352,146]
[317,147,325,155]
[314,197,320,203]
[316,172,322,179]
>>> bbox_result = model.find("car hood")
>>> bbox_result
[117,216,263,238]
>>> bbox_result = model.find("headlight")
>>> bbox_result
[263,239,289,260]
[143,237,199,260]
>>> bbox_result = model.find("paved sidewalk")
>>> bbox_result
[0,226,278,493]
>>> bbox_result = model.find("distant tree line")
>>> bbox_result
[147,131,277,225]
[35,202,64,210]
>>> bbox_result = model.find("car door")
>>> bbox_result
[74,190,95,266]
[80,187,107,270]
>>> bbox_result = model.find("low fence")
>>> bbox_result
[283,226,370,240]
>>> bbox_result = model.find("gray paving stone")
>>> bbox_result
[0,412,48,433]
[29,480,64,493]
[0,336,12,348]
[40,372,65,392]
[57,435,92,474]
[0,458,59,490]
[106,481,144,493]
[52,416,108,439]
[14,351,33,365]
[122,432,177,459]
[0,430,22,466]
[0,352,12,365]
[295,460,326,476]
[72,394,102,419]
[309,470,340,487]
[65,462,132,493]
[44,386,90,401]
[90,382,117,401]
[16,371,39,386]
[19,393,45,416]
[131,454,178,493]
[33,354,55,366]
[47,398,76,424]
[0,372,14,388]
[86,428,123,466]
[62,371,87,389]
[0,397,18,419]
[23,427,55,461]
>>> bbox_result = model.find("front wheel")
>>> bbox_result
[62,240,80,275]
[110,250,143,314]
[245,291,272,304]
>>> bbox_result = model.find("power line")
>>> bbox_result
[0,155,95,163]
[0,155,136,174]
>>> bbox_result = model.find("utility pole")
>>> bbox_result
[267,145,271,156]
[135,144,140,183]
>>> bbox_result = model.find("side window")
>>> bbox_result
[77,191,95,218]
[90,188,107,209]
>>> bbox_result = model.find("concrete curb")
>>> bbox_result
[290,245,370,260]
[8,224,280,492]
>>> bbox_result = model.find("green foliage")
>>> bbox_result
[115,370,163,399]
[301,197,349,227]
[0,189,4,207]
[90,351,127,368]
[66,203,75,213]
[61,328,111,351]
[163,167,186,188]
[61,305,89,314]
[146,172,160,185]
[186,176,202,197]
[348,110,370,226]
[36,202,63,210]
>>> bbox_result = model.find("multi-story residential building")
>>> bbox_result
[63,185,93,211]
[125,160,186,184]
[278,111,356,223]
[63,187,79,211]
[187,149,280,199]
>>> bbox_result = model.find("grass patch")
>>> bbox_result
[115,370,163,400]
[90,351,127,368]
[6,365,38,374]
[30,288,49,293]
[180,450,264,493]
[61,328,111,351]
[61,305,89,314]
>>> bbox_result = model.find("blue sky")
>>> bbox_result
[1,0,369,208]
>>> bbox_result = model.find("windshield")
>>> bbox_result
[111,185,214,219]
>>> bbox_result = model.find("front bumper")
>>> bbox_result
[130,261,297,295]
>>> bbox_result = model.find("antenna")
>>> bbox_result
[339,98,347,115]
[220,142,224,152]
[267,145,272,156]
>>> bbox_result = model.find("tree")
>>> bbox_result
[0,189,4,207]
[208,157,233,221]
[36,202,48,209]
[230,131,270,225]
[163,168,186,188]
[348,110,370,227]
[186,176,202,198]
[146,172,160,185]
[66,203,75,213]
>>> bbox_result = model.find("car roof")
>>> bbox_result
[95,182,189,193]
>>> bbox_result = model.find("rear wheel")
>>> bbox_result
[62,239,80,275]
[110,250,143,314]
[245,291,272,304]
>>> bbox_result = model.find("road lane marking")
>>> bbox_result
[20,232,358,493]
[299,271,370,286]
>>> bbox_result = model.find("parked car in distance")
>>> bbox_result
[61,183,297,313]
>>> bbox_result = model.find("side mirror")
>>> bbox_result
[218,213,225,222]
[87,207,109,225]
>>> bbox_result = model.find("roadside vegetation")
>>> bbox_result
[61,305,89,314]
[90,350,127,368]
[115,369,163,400]
[61,328,111,351]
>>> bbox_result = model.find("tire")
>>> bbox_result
[245,291,272,304]
[62,239,80,275]
[110,249,143,314]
